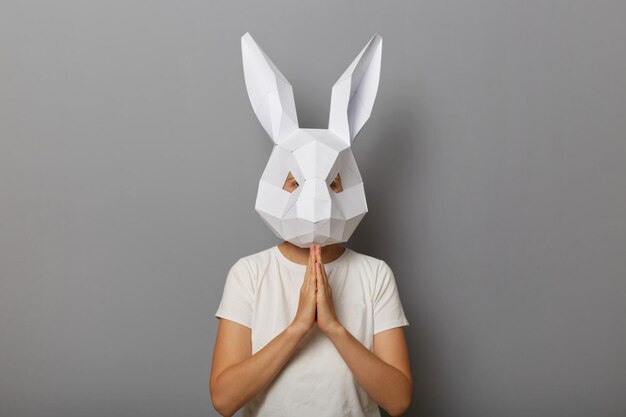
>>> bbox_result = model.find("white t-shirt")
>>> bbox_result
[214,245,410,417]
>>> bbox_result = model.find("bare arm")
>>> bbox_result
[211,246,319,417]
[326,325,412,416]
[312,245,413,416]
[210,319,308,417]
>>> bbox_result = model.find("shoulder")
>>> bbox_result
[228,246,275,276]
[344,247,392,276]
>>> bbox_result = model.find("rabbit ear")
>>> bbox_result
[328,33,382,145]
[241,32,299,145]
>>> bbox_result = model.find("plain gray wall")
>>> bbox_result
[1,1,625,416]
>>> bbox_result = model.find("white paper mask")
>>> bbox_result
[241,32,383,248]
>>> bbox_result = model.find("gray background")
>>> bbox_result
[1,1,625,416]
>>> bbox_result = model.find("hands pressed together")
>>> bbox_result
[292,244,343,337]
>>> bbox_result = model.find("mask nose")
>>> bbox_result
[296,177,331,223]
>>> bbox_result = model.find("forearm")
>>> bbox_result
[326,325,412,416]
[212,324,307,417]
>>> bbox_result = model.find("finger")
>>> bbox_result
[321,263,329,290]
[316,261,325,293]
[316,246,324,270]
[307,245,315,272]
[307,246,316,289]
[309,246,315,268]
[304,247,313,292]
[314,247,327,286]
[318,249,330,292]
[321,265,329,296]
[315,246,326,277]
[315,262,321,300]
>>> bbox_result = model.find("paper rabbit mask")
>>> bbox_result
[241,32,383,248]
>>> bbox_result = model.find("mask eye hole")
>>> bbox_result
[282,171,299,193]
[330,173,344,193]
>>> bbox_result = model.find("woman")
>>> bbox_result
[210,32,412,416]
[210,176,412,417]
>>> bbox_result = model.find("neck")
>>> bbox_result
[277,241,346,265]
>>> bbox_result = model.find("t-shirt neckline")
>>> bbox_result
[272,245,351,271]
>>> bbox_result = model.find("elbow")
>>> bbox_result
[385,378,412,416]
[210,398,232,417]
[212,406,230,417]
[209,378,234,417]
[386,397,411,417]
[210,393,234,417]
[387,402,410,417]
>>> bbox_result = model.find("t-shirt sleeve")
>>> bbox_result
[373,261,410,335]
[214,259,255,329]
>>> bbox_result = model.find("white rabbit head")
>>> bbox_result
[241,32,383,248]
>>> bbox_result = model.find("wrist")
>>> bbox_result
[324,322,347,340]
[288,322,310,338]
